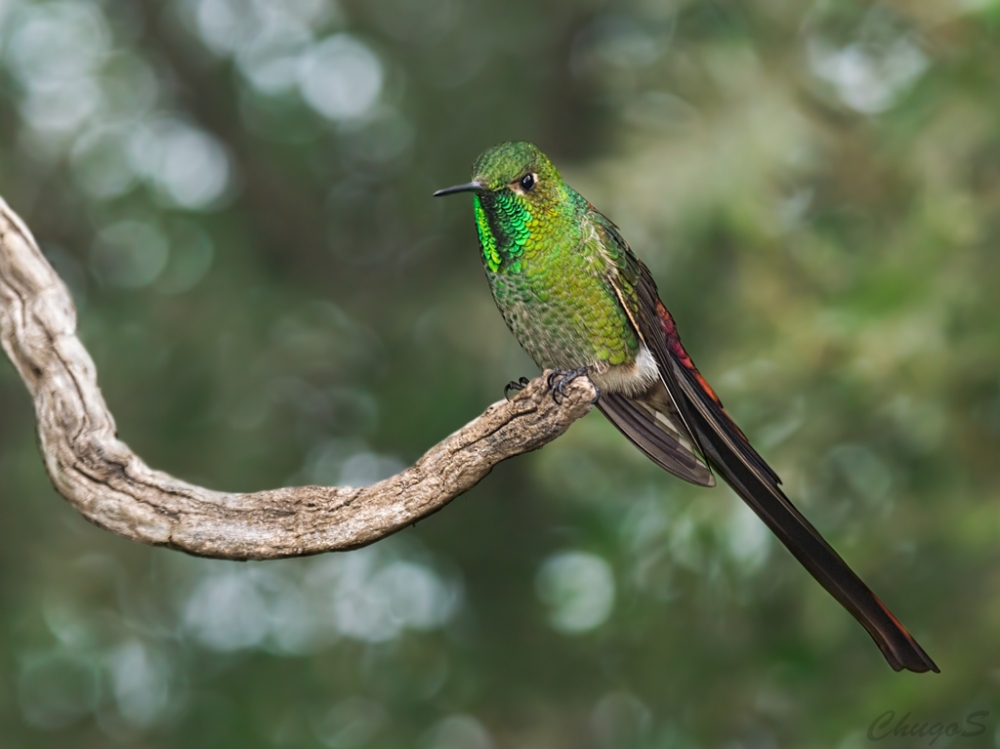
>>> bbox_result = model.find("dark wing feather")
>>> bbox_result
[629,263,938,674]
[597,390,715,487]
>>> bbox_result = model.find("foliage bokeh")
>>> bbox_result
[0,0,999,746]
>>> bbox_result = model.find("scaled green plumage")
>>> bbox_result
[470,144,641,371]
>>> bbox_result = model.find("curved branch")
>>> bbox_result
[0,196,596,560]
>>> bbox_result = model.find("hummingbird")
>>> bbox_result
[434,141,937,674]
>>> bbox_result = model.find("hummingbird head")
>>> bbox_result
[434,142,572,273]
[434,141,563,201]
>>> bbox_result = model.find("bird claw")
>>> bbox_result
[504,376,531,400]
[546,367,591,405]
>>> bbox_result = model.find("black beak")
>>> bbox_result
[433,181,484,197]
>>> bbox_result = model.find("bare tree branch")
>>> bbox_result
[0,196,596,560]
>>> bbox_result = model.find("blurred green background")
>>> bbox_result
[0,0,998,746]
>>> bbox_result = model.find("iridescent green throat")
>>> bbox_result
[474,192,531,274]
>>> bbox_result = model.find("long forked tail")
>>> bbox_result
[615,252,938,671]
[668,354,938,673]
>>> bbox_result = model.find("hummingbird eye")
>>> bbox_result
[519,173,536,192]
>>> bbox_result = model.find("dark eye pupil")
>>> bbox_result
[520,173,535,191]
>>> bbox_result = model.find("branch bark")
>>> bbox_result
[0,196,596,560]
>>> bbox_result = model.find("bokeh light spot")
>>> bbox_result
[298,35,383,121]
[424,714,493,749]
[18,652,100,730]
[182,567,271,651]
[108,640,171,728]
[90,220,170,289]
[313,697,388,749]
[591,692,652,749]
[130,119,233,209]
[536,551,615,634]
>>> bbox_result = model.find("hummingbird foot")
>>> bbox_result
[547,367,594,405]
[504,376,531,400]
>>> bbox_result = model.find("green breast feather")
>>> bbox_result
[474,193,531,274]
[474,189,641,370]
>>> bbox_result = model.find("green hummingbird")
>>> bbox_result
[435,141,937,674]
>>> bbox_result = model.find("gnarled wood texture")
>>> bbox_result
[0,196,596,560]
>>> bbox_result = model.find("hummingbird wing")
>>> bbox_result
[583,211,716,486]
[590,213,938,674]
[597,388,716,486]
